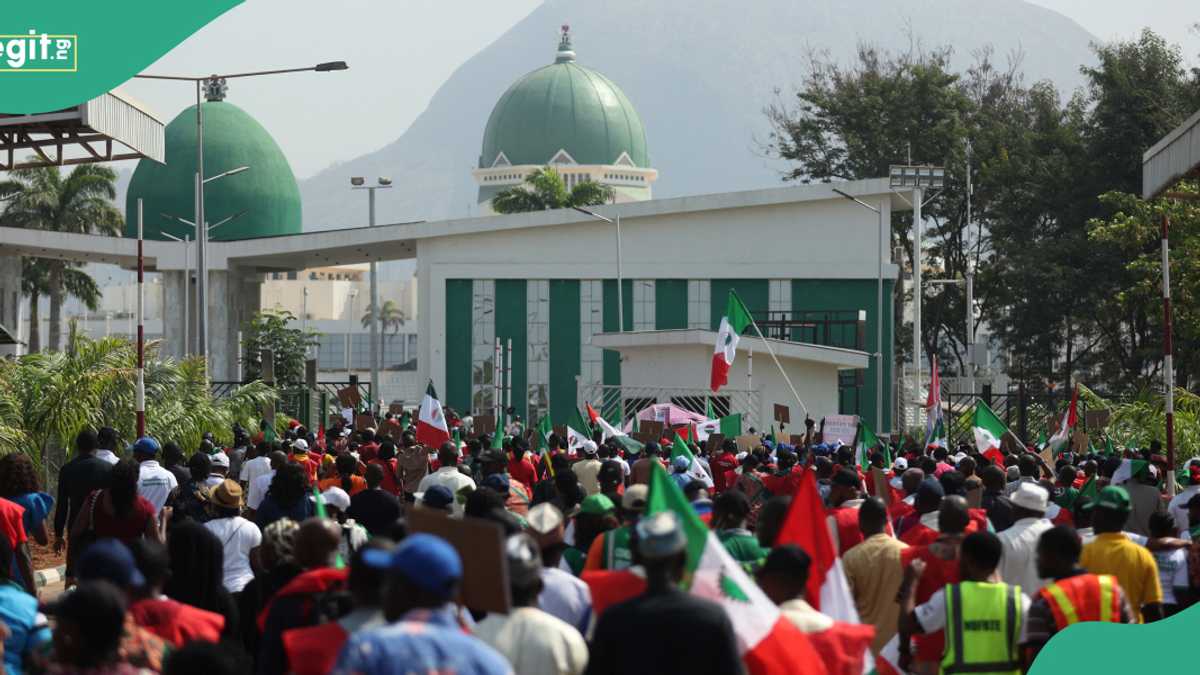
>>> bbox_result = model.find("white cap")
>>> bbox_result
[293,439,309,452]
[894,457,909,471]
[1010,482,1049,513]
[210,452,230,468]
[952,452,968,463]
[321,487,351,512]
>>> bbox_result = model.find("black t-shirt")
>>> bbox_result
[53,455,113,537]
[585,587,742,675]
[346,488,402,537]
[982,490,1016,532]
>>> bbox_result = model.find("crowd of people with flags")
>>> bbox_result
[0,371,1196,675]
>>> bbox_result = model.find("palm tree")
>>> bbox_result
[0,164,123,352]
[20,258,101,353]
[491,166,615,214]
[361,300,407,368]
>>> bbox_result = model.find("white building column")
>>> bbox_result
[160,270,186,361]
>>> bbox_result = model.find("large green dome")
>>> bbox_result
[125,99,301,242]
[479,31,648,169]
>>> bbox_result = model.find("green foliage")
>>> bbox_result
[0,337,277,475]
[1077,384,1200,462]
[241,310,318,386]
[361,300,406,334]
[491,166,615,214]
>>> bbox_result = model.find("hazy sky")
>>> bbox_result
[118,0,1198,180]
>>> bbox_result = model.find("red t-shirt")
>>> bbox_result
[368,458,401,496]
[508,457,538,489]
[901,543,962,662]
[710,453,739,493]
[90,491,155,543]
[0,498,27,550]
[129,597,224,646]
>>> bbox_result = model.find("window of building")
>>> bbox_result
[633,280,655,330]
[580,280,604,385]
[768,279,791,320]
[527,280,550,422]
[687,280,711,329]
[471,280,496,415]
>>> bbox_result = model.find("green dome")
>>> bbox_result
[479,32,648,169]
[125,100,301,242]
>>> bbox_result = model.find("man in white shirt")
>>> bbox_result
[239,442,273,488]
[132,436,177,515]
[996,482,1053,593]
[475,533,588,675]
[247,450,287,512]
[417,442,476,516]
[526,503,593,637]
[203,479,262,593]
[95,426,121,465]
[204,452,230,489]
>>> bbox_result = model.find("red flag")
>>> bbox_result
[774,470,836,609]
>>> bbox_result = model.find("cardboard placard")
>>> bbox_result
[473,414,496,438]
[1085,410,1110,430]
[704,433,725,452]
[735,434,759,453]
[822,414,859,446]
[355,413,376,432]
[870,467,892,506]
[774,404,791,425]
[640,420,665,441]
[1039,445,1054,468]
[1071,429,1089,454]
[966,485,983,509]
[337,386,361,409]
[790,434,808,447]
[388,402,405,415]
[407,508,511,614]
[631,431,657,446]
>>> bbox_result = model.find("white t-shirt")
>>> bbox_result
[1152,547,1189,605]
[248,471,276,510]
[915,585,1033,642]
[1167,486,1200,536]
[474,607,589,675]
[204,516,262,593]
[137,460,178,515]
[95,449,119,465]
[239,455,272,486]
[417,467,477,515]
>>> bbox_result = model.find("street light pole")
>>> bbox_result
[135,61,348,376]
[346,288,358,381]
[351,177,393,414]
[574,207,623,332]
[833,188,886,435]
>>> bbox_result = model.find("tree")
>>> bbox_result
[361,300,406,368]
[491,166,615,214]
[0,164,123,352]
[19,257,102,353]
[240,310,318,385]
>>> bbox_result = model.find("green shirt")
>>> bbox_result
[717,529,768,573]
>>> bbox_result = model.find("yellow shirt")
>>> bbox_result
[842,532,908,654]
[1080,532,1162,622]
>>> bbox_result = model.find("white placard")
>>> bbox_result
[822,414,859,445]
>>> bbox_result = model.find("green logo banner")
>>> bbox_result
[0,0,242,113]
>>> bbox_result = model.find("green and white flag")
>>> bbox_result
[855,421,883,470]
[567,409,592,454]
[696,413,743,442]
[535,415,553,451]
[1111,459,1150,486]
[972,400,1011,455]
[671,434,713,487]
[1035,430,1048,451]
[587,403,644,454]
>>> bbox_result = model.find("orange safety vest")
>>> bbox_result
[1037,573,1122,631]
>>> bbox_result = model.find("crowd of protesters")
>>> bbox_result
[0,408,1195,675]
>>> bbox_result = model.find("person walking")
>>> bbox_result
[899,531,1031,675]
[842,496,908,655]
[1079,486,1164,623]
[132,437,177,517]
[1021,525,1133,667]
[996,483,1053,594]
[203,479,262,594]
[54,429,113,577]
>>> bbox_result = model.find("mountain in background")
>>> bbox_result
[298,0,1097,250]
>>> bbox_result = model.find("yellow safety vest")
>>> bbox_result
[942,581,1022,675]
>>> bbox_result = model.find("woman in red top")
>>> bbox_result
[368,443,402,496]
[72,458,162,546]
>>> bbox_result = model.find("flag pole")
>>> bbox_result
[136,199,146,437]
[747,319,809,419]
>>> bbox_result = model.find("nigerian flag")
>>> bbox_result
[671,434,713,487]
[1111,459,1150,486]
[567,409,592,454]
[1035,430,1048,450]
[972,400,1011,454]
[855,421,883,470]
[646,462,827,673]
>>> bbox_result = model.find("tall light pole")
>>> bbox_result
[135,61,348,375]
[928,272,975,392]
[889,165,945,402]
[351,176,392,413]
[574,207,623,332]
[345,288,359,381]
[162,204,247,357]
[833,188,886,435]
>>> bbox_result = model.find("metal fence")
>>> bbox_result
[210,380,372,428]
[577,383,760,430]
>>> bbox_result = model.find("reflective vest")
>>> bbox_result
[941,581,1022,675]
[1037,574,1121,631]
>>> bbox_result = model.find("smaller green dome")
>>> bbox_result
[479,28,649,169]
[125,98,301,242]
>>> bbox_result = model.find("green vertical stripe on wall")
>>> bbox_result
[549,280,581,424]
[495,280,528,422]
[655,279,688,329]
[444,279,473,412]
[601,279,631,418]
[792,279,894,433]
[710,279,768,330]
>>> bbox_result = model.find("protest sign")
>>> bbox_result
[408,508,511,613]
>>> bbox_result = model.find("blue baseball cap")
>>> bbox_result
[482,473,511,493]
[421,485,454,510]
[672,455,691,471]
[77,539,146,588]
[130,436,160,456]
[362,533,462,600]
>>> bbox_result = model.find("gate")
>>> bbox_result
[576,383,760,430]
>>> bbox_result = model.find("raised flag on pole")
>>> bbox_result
[645,462,829,675]
[670,434,713,487]
[855,420,883,470]
[774,469,860,623]
[1046,383,1079,455]
[697,413,743,442]
[972,399,1012,457]
[586,402,644,454]
[415,381,451,446]
[567,408,592,454]
[711,290,754,392]
[1111,459,1150,486]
